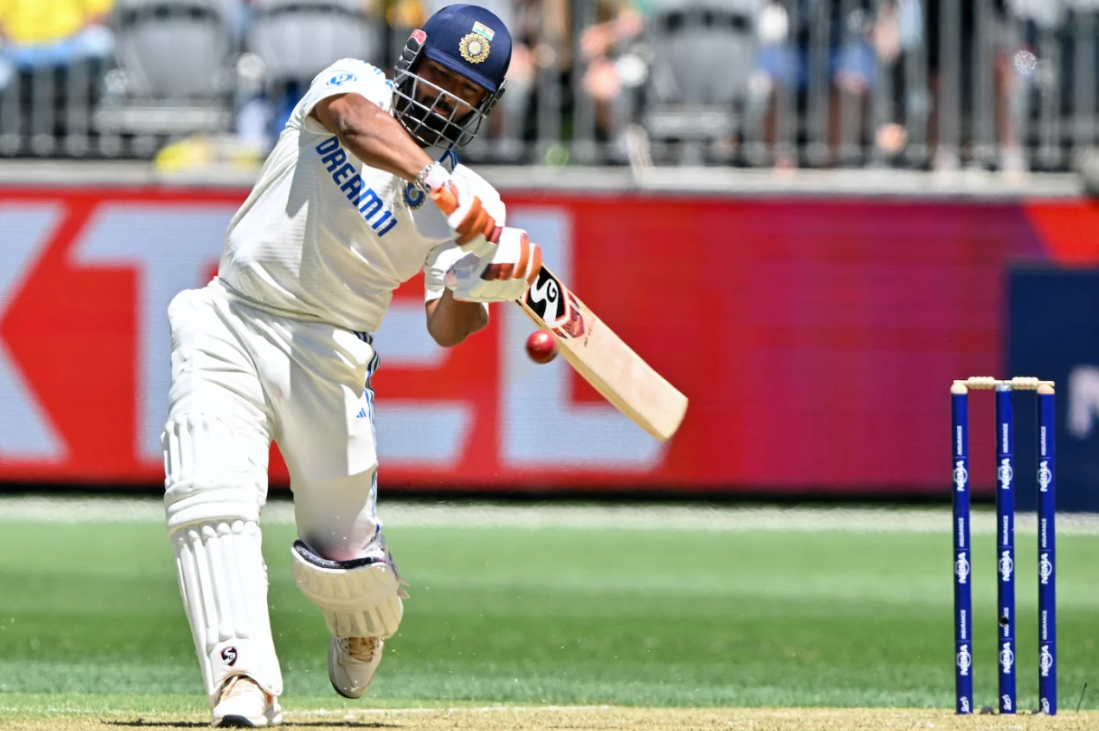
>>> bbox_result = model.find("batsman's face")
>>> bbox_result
[395,59,490,148]
[416,60,489,115]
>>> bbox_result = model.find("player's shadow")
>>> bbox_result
[284,724,399,728]
[103,724,208,729]
[104,722,399,729]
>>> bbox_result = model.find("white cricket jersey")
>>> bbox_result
[217,58,503,333]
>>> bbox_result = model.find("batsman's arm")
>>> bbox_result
[425,290,489,347]
[310,95,500,248]
[311,95,433,182]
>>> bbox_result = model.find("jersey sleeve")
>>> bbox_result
[292,59,396,136]
[422,164,507,302]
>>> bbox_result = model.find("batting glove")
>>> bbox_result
[445,227,542,303]
[419,162,500,258]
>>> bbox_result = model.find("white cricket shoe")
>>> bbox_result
[213,675,282,727]
[328,636,384,699]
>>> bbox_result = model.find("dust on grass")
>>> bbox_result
[3,707,1099,731]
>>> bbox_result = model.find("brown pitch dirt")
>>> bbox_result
[3,707,1099,731]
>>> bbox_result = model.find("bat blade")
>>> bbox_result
[518,265,688,441]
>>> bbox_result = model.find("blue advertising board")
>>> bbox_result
[1009,267,1099,512]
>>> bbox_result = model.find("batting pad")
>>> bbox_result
[291,539,406,639]
[163,413,281,706]
[172,520,283,706]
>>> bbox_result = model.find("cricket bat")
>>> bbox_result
[518,265,688,442]
[430,187,687,440]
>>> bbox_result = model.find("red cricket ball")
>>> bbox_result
[525,330,557,364]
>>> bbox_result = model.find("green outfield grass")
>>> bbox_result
[1,503,1098,719]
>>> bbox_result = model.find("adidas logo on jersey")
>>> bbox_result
[356,407,368,419]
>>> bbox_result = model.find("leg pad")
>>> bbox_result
[290,538,405,638]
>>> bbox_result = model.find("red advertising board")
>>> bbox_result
[0,187,1096,494]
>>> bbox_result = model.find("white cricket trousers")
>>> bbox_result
[162,278,383,704]
[165,277,382,558]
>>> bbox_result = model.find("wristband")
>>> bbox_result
[414,162,451,193]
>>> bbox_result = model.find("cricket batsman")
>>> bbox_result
[161,4,539,726]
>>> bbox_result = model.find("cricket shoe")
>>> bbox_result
[328,636,384,699]
[213,675,282,727]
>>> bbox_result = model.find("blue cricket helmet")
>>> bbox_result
[393,4,512,149]
[421,4,512,94]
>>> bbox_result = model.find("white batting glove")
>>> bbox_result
[444,227,542,302]
[421,163,499,258]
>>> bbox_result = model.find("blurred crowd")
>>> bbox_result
[0,0,1096,170]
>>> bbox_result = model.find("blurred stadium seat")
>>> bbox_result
[249,0,379,81]
[94,0,240,149]
[248,0,380,138]
[640,0,765,165]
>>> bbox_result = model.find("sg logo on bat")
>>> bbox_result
[525,270,585,339]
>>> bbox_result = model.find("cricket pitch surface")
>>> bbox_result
[5,707,1099,731]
